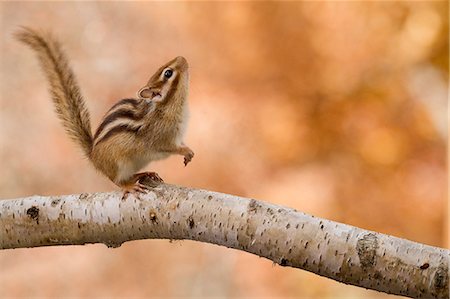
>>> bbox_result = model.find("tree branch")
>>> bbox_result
[1,184,448,298]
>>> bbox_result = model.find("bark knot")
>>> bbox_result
[149,211,158,224]
[187,216,195,229]
[279,258,288,266]
[26,206,39,224]
[51,198,61,207]
[356,233,378,268]
[247,199,261,214]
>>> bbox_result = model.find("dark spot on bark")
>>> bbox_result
[320,224,324,229]
[374,271,382,280]
[26,206,39,224]
[433,263,448,290]
[79,193,89,200]
[420,263,430,270]
[51,198,61,207]
[149,211,158,224]
[279,258,288,266]
[286,223,290,229]
[248,199,260,214]
[187,216,195,229]
[208,195,212,200]
[356,233,378,268]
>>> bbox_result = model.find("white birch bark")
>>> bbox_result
[0,184,448,298]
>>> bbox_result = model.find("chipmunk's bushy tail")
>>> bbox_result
[16,27,93,156]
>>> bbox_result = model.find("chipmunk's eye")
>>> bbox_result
[164,69,173,79]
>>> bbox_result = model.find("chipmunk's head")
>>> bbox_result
[138,56,189,105]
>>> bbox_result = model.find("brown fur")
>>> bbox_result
[16,27,93,156]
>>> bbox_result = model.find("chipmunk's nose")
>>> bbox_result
[175,56,187,64]
[174,56,189,71]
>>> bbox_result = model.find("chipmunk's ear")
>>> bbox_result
[138,86,163,102]
[137,87,152,99]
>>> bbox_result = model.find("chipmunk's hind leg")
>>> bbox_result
[119,172,164,200]
[134,172,164,188]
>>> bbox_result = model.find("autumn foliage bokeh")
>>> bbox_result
[0,2,448,298]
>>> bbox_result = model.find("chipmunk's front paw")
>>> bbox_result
[184,150,194,166]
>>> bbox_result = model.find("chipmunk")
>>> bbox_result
[16,27,194,194]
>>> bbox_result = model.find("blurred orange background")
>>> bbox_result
[0,2,448,298]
